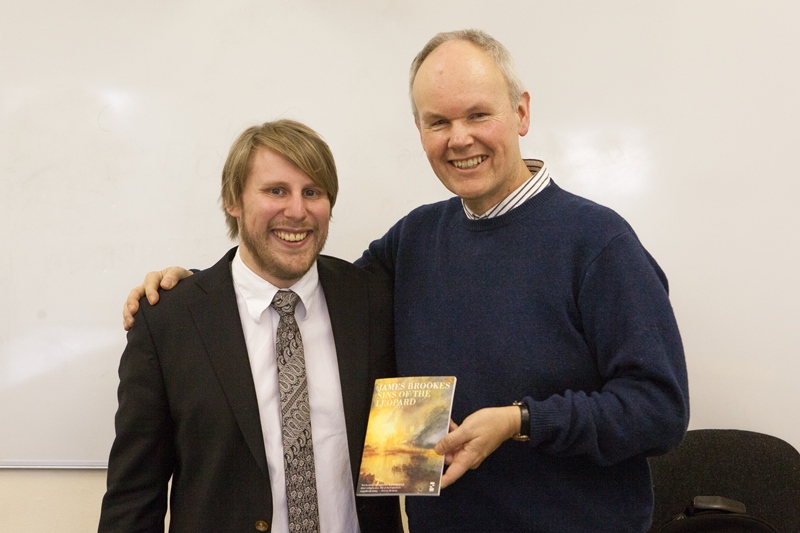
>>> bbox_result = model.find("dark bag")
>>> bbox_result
[657,496,780,532]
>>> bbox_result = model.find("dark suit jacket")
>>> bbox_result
[99,248,400,532]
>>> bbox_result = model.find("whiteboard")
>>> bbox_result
[2,0,799,466]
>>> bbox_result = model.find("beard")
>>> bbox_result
[238,211,328,285]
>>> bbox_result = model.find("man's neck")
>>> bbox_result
[462,159,548,220]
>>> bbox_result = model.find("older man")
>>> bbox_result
[124,31,689,532]
[102,120,400,533]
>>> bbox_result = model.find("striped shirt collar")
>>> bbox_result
[462,159,551,220]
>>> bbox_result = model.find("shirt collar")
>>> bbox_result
[462,159,550,220]
[231,247,320,323]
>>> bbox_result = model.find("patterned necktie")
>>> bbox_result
[271,290,320,533]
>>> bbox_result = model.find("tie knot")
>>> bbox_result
[271,290,300,316]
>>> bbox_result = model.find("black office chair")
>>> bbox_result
[648,429,800,532]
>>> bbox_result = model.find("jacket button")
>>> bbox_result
[255,520,269,531]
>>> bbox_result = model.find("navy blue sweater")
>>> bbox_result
[358,182,689,532]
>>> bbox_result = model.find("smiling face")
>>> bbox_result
[412,39,532,215]
[227,146,330,288]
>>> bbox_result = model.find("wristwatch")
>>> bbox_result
[511,400,531,442]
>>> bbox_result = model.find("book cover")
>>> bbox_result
[356,376,457,496]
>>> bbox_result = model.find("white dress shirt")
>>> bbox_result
[231,249,359,533]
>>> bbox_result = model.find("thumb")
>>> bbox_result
[435,419,461,455]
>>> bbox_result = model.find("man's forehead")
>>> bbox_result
[248,148,314,184]
[415,43,504,94]
[414,48,509,114]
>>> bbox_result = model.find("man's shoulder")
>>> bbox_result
[317,254,355,271]
[316,254,368,286]
[405,197,461,219]
[548,183,631,232]
[138,248,235,315]
[379,197,461,239]
[317,254,390,285]
[317,254,393,300]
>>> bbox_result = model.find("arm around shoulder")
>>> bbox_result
[123,266,194,330]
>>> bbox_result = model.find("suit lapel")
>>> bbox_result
[188,248,269,477]
[186,252,373,485]
[317,256,373,486]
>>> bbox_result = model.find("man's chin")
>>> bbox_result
[438,173,490,195]
[264,257,316,283]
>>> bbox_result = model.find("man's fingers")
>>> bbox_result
[160,266,193,290]
[141,272,163,305]
[435,407,521,490]
[122,267,193,331]
[436,430,459,455]
[122,288,144,330]
[123,311,135,331]
[440,460,469,489]
[435,419,462,455]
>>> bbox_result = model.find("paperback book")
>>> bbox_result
[356,376,456,496]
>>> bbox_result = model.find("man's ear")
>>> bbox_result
[226,200,242,219]
[516,91,531,136]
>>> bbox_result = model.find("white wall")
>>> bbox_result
[1,0,799,526]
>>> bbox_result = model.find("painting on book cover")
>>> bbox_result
[357,376,456,496]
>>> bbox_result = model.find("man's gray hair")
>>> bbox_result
[409,29,525,120]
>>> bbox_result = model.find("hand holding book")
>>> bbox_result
[434,405,522,488]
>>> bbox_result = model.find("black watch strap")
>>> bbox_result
[512,401,531,442]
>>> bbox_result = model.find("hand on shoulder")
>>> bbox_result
[123,267,194,330]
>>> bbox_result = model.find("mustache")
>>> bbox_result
[266,220,318,232]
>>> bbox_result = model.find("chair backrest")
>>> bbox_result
[648,429,800,532]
